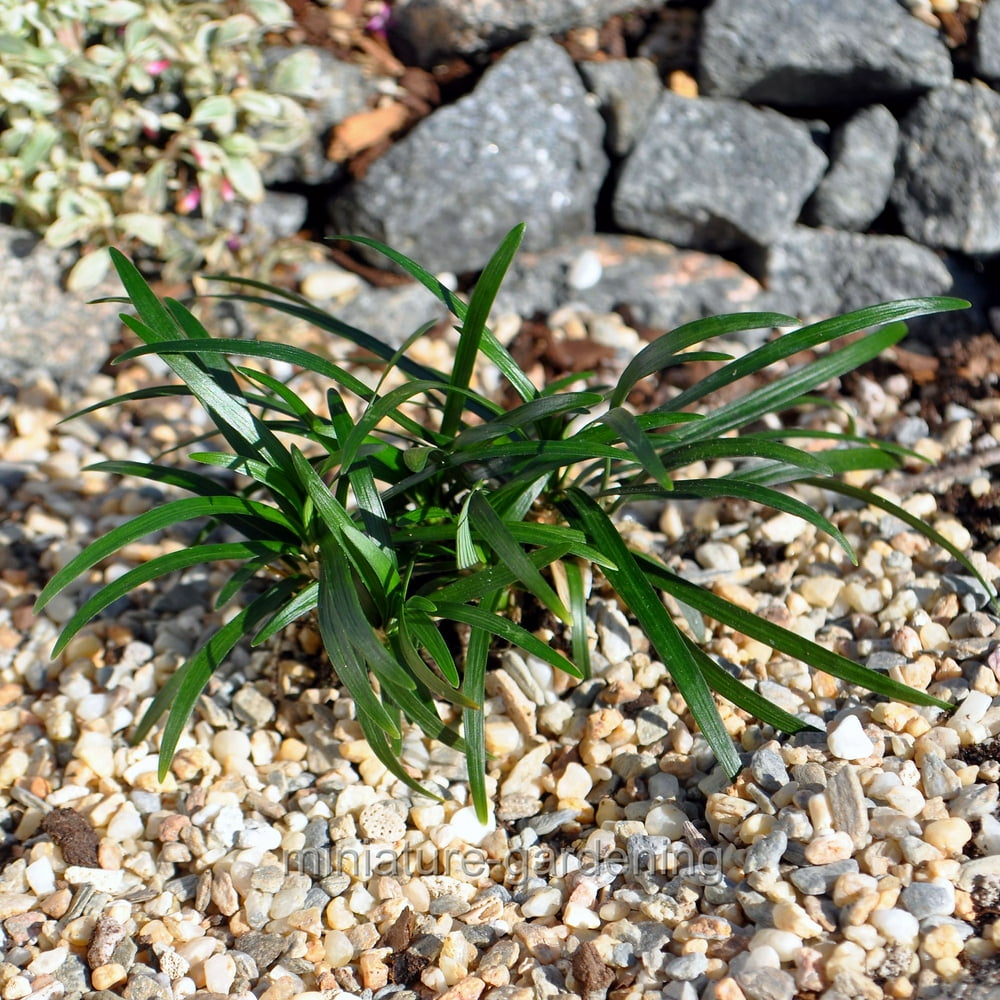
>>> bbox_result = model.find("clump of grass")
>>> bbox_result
[36,224,994,819]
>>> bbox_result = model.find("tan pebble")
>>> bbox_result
[805,831,854,865]
[358,949,391,990]
[39,888,72,918]
[713,976,748,1000]
[923,923,964,960]
[923,818,972,855]
[437,977,486,1000]
[91,964,126,990]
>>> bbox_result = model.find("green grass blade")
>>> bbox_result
[252,581,319,644]
[685,637,818,734]
[637,555,953,708]
[639,477,856,562]
[670,322,910,446]
[663,298,969,416]
[51,541,288,657]
[610,311,796,408]
[562,487,741,778]
[658,437,834,477]
[61,385,193,422]
[407,611,461,687]
[35,496,297,613]
[441,223,525,436]
[453,391,604,448]
[461,590,503,822]
[597,407,674,491]
[434,601,582,678]
[807,478,1000,614]
[565,560,591,680]
[134,580,297,776]
[318,539,400,737]
[428,543,573,606]
[469,491,572,624]
[337,233,538,403]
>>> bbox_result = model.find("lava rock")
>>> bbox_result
[892,81,1000,254]
[753,227,952,319]
[578,58,663,156]
[806,105,899,231]
[698,0,952,109]
[493,233,766,336]
[388,0,662,64]
[613,94,826,253]
[330,37,608,274]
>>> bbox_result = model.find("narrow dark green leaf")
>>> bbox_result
[663,298,969,416]
[564,559,591,680]
[252,581,319,645]
[435,601,582,679]
[562,488,741,778]
[35,496,296,613]
[51,541,288,657]
[441,223,525,436]
[469,492,571,624]
[638,555,952,709]
[407,611,461,687]
[336,233,538,403]
[318,539,400,737]
[598,407,673,491]
[808,478,1000,614]
[686,638,818,735]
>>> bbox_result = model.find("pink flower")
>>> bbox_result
[220,178,235,202]
[366,2,392,37]
[146,59,170,76]
[177,187,200,214]
[226,236,241,251]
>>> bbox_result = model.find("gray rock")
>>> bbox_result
[893,82,1000,254]
[827,764,869,850]
[232,684,277,728]
[976,0,1000,80]
[892,417,930,448]
[735,883,775,925]
[865,651,909,672]
[0,226,122,385]
[745,829,788,871]
[613,94,826,253]
[233,930,288,970]
[578,58,663,156]
[627,834,670,871]
[389,0,662,64]
[737,967,797,1000]
[217,191,308,245]
[698,0,952,108]
[750,747,790,793]
[332,283,450,351]
[259,46,372,185]
[754,227,952,320]
[664,952,708,980]
[493,233,765,336]
[951,783,1000,822]
[789,858,859,895]
[901,880,955,919]
[330,38,607,274]
[807,105,899,231]
[920,753,963,800]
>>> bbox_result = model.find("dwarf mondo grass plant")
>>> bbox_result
[36,225,997,819]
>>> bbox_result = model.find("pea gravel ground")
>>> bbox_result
[2,301,1000,1000]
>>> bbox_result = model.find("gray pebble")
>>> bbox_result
[920,753,963,800]
[952,783,1000,821]
[233,931,287,970]
[750,747,789,793]
[521,809,577,836]
[901,880,955,919]
[664,952,708,980]
[865,651,908,672]
[735,883,775,924]
[827,764,869,848]
[232,685,276,727]
[745,829,788,871]
[737,967,797,1000]
[789,859,859,895]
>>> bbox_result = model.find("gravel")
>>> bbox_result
[2,295,1000,1000]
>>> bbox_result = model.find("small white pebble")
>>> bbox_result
[827,715,875,760]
